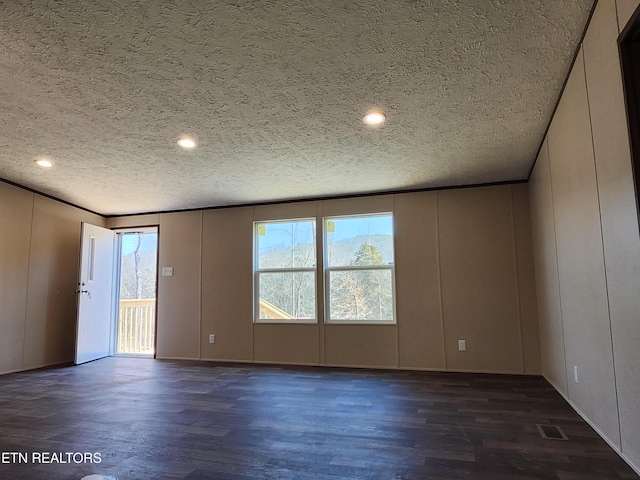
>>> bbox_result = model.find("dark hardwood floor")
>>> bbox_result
[0,357,637,480]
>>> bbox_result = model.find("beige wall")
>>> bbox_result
[617,0,639,30]
[202,207,254,362]
[106,213,159,229]
[110,184,540,374]
[440,186,526,372]
[530,140,568,395]
[0,183,33,373]
[156,211,202,359]
[529,0,640,472]
[0,182,105,374]
[394,192,444,369]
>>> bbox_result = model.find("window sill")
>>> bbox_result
[254,319,318,325]
[324,320,396,325]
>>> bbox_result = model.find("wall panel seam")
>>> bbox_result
[20,194,36,371]
[582,42,623,445]
[199,211,203,360]
[546,136,570,391]
[510,186,526,373]
[435,192,447,370]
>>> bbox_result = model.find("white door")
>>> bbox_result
[75,222,115,365]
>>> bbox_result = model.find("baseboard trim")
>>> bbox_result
[157,356,541,376]
[0,360,72,377]
[197,357,253,364]
[251,359,320,367]
[543,374,640,476]
[155,356,201,361]
[321,364,537,375]
[441,367,540,375]
[0,356,542,379]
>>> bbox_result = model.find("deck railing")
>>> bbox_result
[117,298,155,354]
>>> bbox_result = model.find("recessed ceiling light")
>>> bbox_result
[363,111,386,126]
[35,159,53,168]
[177,138,196,149]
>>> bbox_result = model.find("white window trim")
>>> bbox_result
[323,213,397,325]
[253,218,318,324]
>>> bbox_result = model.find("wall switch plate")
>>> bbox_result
[574,366,579,383]
[162,267,174,277]
[209,334,215,344]
[458,340,466,351]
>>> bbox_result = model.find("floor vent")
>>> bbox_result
[537,424,569,441]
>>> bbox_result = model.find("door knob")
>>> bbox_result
[76,289,91,299]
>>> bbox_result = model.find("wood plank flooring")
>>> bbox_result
[0,357,637,480]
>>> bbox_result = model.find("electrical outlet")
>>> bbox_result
[458,339,466,351]
[574,366,579,383]
[209,334,215,344]
[162,267,174,277]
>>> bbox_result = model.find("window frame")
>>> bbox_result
[253,217,318,324]
[323,212,397,325]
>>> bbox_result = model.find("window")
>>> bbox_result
[324,213,395,323]
[254,219,317,322]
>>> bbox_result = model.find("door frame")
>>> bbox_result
[112,225,160,357]
[619,3,640,238]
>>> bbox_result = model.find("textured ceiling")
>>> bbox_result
[0,0,595,215]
